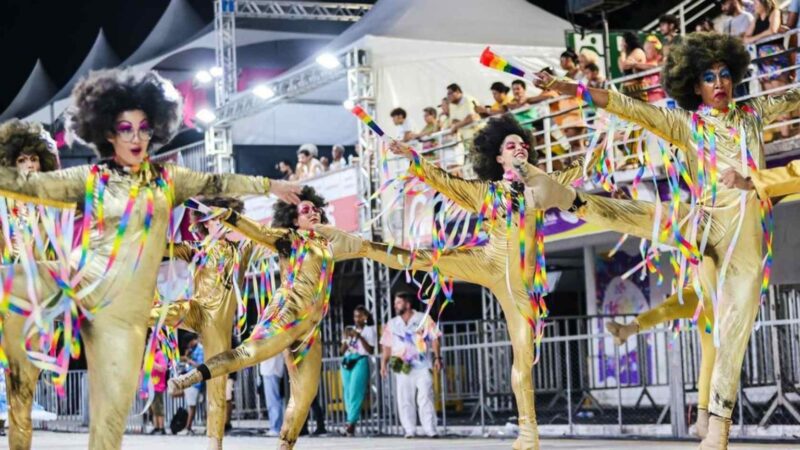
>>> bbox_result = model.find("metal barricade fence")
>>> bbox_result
[31,285,800,439]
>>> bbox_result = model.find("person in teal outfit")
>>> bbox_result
[339,305,376,436]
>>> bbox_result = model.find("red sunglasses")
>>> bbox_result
[298,204,321,215]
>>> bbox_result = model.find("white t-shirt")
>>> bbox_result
[380,311,442,370]
[723,12,754,37]
[394,120,413,140]
[259,354,286,378]
[344,325,377,356]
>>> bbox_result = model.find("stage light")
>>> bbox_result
[209,66,224,78]
[252,84,275,100]
[195,70,213,84]
[342,99,355,110]
[195,108,216,124]
[316,53,341,69]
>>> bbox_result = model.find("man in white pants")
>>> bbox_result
[380,291,442,438]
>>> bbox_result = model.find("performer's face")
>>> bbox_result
[695,63,733,110]
[496,134,529,172]
[15,153,41,174]
[295,201,321,230]
[204,218,223,238]
[107,109,152,167]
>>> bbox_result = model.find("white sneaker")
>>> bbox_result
[178,428,195,436]
[265,430,279,437]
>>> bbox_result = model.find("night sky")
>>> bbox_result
[0,0,681,113]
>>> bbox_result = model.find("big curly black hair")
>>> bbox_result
[272,185,329,229]
[192,196,245,236]
[470,114,536,181]
[65,68,183,158]
[662,32,751,111]
[0,119,59,172]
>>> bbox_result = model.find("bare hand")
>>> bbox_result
[534,70,555,90]
[388,140,414,160]
[270,180,302,204]
[720,168,753,190]
[380,364,389,379]
[433,358,443,373]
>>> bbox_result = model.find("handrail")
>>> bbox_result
[642,0,715,34]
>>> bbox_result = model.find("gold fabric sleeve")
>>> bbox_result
[222,212,291,252]
[165,242,195,261]
[0,166,87,206]
[414,157,491,213]
[750,88,800,124]
[750,160,800,199]
[605,90,693,151]
[550,150,599,186]
[166,164,272,205]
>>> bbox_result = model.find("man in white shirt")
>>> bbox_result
[380,291,442,438]
[295,144,324,180]
[721,0,754,37]
[259,354,286,436]
[329,145,348,170]
[391,108,414,142]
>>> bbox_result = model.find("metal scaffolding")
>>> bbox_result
[235,0,371,21]
[210,0,238,173]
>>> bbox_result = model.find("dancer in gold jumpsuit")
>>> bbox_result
[0,69,298,450]
[150,197,262,448]
[0,119,60,448]
[169,186,339,450]
[523,33,800,449]
[314,114,589,450]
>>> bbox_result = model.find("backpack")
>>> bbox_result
[170,407,188,434]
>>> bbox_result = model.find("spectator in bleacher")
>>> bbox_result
[329,145,348,170]
[390,107,414,142]
[477,82,511,117]
[696,17,716,32]
[658,14,682,57]
[277,159,295,181]
[296,144,325,180]
[415,107,441,140]
[577,49,600,74]
[339,305,376,437]
[722,0,754,37]
[642,35,667,102]
[438,97,451,129]
[745,0,791,140]
[582,62,607,89]
[446,83,481,169]
[259,353,286,437]
[527,67,580,159]
[508,80,531,110]
[320,156,330,172]
[618,32,649,101]
[560,49,581,80]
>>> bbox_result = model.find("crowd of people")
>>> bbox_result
[277,143,350,181]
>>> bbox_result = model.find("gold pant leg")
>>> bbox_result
[636,289,699,330]
[149,300,201,331]
[280,340,322,448]
[3,313,40,450]
[199,312,234,442]
[697,324,716,410]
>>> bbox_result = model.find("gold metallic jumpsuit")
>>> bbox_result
[150,239,259,448]
[0,163,273,450]
[318,156,584,450]
[559,90,800,419]
[173,213,335,449]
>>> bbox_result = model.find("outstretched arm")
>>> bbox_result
[388,141,490,213]
[723,161,800,199]
[750,89,800,124]
[0,166,88,207]
[535,72,692,151]
[220,211,292,253]
[167,164,300,205]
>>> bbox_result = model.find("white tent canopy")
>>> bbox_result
[0,60,56,121]
[231,0,571,146]
[121,0,205,66]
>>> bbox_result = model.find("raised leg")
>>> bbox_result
[279,340,322,449]
[148,300,201,331]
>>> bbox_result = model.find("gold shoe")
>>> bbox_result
[695,408,709,439]
[207,437,223,450]
[313,224,366,259]
[278,439,295,450]
[605,320,639,346]
[698,414,731,450]
[511,419,540,450]
[517,162,576,211]
[168,370,203,395]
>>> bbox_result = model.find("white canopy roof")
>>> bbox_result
[0,60,56,121]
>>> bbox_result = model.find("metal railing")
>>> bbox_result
[32,284,800,440]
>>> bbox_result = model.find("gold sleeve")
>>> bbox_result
[165,242,195,261]
[750,88,800,124]
[166,164,272,205]
[548,149,600,186]
[414,157,491,213]
[0,166,87,207]
[222,212,291,252]
[605,90,692,151]
[750,160,800,199]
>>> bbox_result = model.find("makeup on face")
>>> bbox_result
[701,67,732,85]
[115,120,154,143]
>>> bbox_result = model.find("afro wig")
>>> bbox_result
[662,32,751,111]
[191,196,245,237]
[470,114,536,181]
[272,186,329,229]
[0,119,59,172]
[65,68,183,158]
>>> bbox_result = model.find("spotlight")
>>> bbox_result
[342,99,355,110]
[316,53,341,69]
[195,108,217,124]
[209,66,224,78]
[195,70,213,84]
[252,84,275,100]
